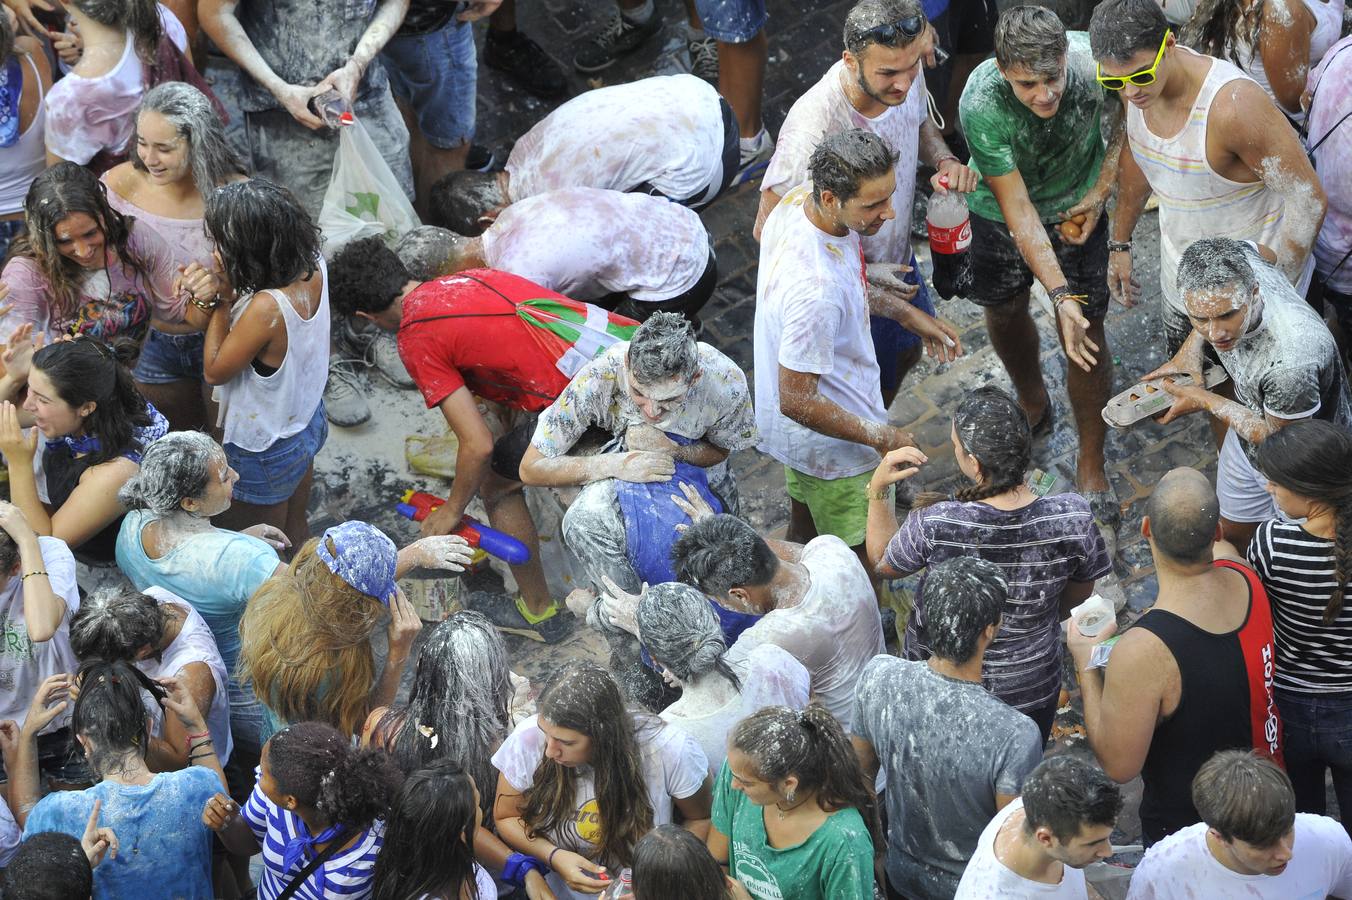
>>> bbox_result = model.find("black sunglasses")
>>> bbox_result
[854,16,926,45]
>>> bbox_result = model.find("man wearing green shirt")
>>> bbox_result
[958,6,1125,532]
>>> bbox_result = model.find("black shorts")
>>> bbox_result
[968,210,1110,318]
[945,0,999,56]
[489,416,538,483]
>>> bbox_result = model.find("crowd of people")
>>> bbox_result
[0,0,1350,896]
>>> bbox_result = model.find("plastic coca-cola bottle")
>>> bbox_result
[308,88,354,128]
[926,175,973,300]
[600,868,634,900]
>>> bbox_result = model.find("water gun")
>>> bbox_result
[395,490,531,566]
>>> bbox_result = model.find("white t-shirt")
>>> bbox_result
[483,187,711,302]
[764,60,928,266]
[724,536,884,730]
[955,799,1088,899]
[137,587,233,765]
[0,537,81,734]
[506,75,724,204]
[0,795,19,868]
[1126,814,1352,899]
[660,643,811,778]
[492,712,709,900]
[415,864,495,900]
[754,185,886,480]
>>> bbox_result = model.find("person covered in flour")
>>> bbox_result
[1144,238,1352,552]
[328,237,646,642]
[520,312,756,709]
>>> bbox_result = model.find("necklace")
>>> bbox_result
[774,796,809,820]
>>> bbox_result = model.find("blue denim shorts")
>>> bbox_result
[131,328,206,384]
[870,252,937,392]
[0,219,25,263]
[381,20,477,148]
[694,0,768,42]
[225,402,328,505]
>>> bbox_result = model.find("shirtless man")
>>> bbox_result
[1088,0,1326,354]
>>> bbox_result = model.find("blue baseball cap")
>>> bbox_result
[316,521,398,604]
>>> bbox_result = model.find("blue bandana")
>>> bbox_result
[281,820,346,896]
[45,403,169,463]
[0,57,18,149]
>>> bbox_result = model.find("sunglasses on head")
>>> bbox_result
[855,16,926,46]
[1097,29,1171,90]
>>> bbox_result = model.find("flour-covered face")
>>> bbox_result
[1184,281,1260,352]
[848,38,929,106]
[830,170,897,237]
[135,110,191,186]
[1001,60,1067,118]
[627,373,694,425]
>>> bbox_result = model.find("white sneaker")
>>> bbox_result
[732,129,774,187]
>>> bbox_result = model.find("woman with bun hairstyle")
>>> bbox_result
[202,721,401,900]
[0,335,167,563]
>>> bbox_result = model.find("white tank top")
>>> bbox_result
[139,587,234,764]
[1235,0,1347,123]
[1128,50,1293,312]
[215,258,330,453]
[0,54,47,216]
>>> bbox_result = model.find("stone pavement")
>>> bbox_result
[311,0,1221,863]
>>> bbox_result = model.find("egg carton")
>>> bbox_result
[1101,367,1229,428]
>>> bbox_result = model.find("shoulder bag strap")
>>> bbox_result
[275,836,346,900]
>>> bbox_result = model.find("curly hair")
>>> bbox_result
[11,164,154,322]
[204,179,321,297]
[523,661,656,869]
[915,385,1031,508]
[238,537,386,737]
[327,236,412,318]
[266,722,400,832]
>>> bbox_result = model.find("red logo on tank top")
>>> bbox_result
[1218,560,1285,766]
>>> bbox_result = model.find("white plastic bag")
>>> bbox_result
[318,118,418,258]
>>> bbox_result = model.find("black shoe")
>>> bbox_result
[484,28,567,99]
[467,591,575,644]
[465,144,500,172]
[573,11,663,73]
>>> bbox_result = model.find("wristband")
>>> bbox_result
[21,571,48,581]
[869,484,895,502]
[190,294,220,312]
[1107,240,1132,253]
[503,852,549,888]
[548,846,563,869]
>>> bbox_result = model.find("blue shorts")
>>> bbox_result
[870,253,937,392]
[694,0,768,42]
[381,20,477,149]
[225,402,328,506]
[131,327,206,384]
[0,727,93,786]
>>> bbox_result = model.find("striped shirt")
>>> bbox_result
[241,778,384,900]
[1248,519,1352,693]
[885,494,1111,712]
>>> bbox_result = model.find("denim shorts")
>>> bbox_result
[0,219,25,263]
[224,402,328,505]
[131,328,206,384]
[871,253,937,392]
[969,209,1110,317]
[381,20,477,149]
[694,0,768,42]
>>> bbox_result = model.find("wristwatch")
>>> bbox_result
[1107,240,1133,253]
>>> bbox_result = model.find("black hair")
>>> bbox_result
[1020,756,1123,843]
[72,659,166,778]
[427,170,506,237]
[327,236,411,318]
[731,704,883,851]
[671,514,779,599]
[1256,420,1352,623]
[204,179,322,296]
[632,825,732,900]
[267,722,401,832]
[1,832,92,900]
[628,312,699,385]
[807,129,899,206]
[915,385,1031,508]
[918,557,1007,663]
[1088,0,1170,63]
[70,589,170,663]
[31,338,150,466]
[1145,468,1219,565]
[71,0,162,63]
[371,761,480,900]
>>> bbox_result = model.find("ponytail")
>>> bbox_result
[913,385,1030,510]
[72,659,167,775]
[268,722,401,831]
[731,704,883,850]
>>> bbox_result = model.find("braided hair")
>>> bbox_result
[1255,421,1352,623]
[915,385,1031,508]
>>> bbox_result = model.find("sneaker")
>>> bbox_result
[573,11,663,73]
[465,144,499,173]
[688,33,719,82]
[484,28,567,99]
[340,319,415,389]
[468,591,574,644]
[731,128,774,187]
[323,359,371,427]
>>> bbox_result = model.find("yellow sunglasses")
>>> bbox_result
[1096,29,1171,90]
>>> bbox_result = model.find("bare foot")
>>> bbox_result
[564,588,597,620]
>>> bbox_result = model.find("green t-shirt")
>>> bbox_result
[959,31,1108,224]
[711,760,874,900]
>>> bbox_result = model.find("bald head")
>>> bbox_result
[1145,468,1219,564]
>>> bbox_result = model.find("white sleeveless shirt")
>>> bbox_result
[0,54,47,216]
[1128,49,1310,313]
[138,587,233,764]
[214,258,330,453]
[1234,0,1346,123]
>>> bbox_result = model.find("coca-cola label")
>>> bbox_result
[928,219,972,255]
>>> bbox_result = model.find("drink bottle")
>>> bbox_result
[926,174,972,300]
[309,89,354,128]
[600,868,634,899]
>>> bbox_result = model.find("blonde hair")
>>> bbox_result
[238,537,384,737]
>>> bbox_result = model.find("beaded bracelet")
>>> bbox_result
[21,571,48,581]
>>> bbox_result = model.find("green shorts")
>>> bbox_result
[783,467,872,547]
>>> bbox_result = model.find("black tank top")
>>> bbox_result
[43,447,123,563]
[1134,560,1283,845]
